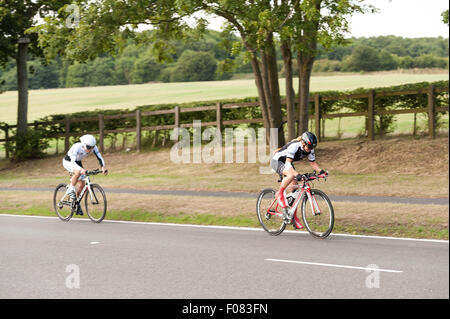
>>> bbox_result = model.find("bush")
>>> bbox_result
[312,59,342,73]
[30,80,448,154]
[6,129,49,160]
[413,55,448,69]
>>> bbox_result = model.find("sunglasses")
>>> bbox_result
[85,145,94,150]
[304,142,315,149]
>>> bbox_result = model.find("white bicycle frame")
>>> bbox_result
[65,175,97,204]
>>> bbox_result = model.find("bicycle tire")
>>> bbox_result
[256,188,286,236]
[300,189,334,238]
[53,183,74,221]
[84,184,107,223]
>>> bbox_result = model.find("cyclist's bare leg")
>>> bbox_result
[70,169,81,187]
[70,168,86,195]
[76,180,85,197]
[280,171,296,190]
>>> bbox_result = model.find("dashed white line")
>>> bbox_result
[265,258,403,273]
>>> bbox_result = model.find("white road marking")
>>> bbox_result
[0,213,448,244]
[90,241,100,245]
[265,258,403,273]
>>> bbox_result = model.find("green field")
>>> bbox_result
[1,71,448,125]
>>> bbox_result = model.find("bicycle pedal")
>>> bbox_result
[283,215,293,225]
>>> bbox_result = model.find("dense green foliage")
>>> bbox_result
[2,80,447,160]
[0,33,448,91]
[13,80,445,145]
[306,36,449,73]
[4,128,49,160]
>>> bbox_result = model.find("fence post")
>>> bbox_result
[174,106,180,129]
[367,90,375,141]
[216,102,223,141]
[314,95,321,141]
[64,118,70,153]
[427,85,436,139]
[4,124,9,159]
[99,114,104,153]
[136,110,141,152]
[173,106,180,147]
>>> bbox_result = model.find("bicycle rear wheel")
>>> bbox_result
[256,188,286,236]
[301,189,334,238]
[53,184,74,221]
[84,184,107,223]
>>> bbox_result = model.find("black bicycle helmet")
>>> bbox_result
[301,131,318,149]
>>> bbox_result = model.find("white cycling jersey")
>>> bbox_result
[272,140,315,163]
[63,142,105,171]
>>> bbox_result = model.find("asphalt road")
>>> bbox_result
[0,214,448,299]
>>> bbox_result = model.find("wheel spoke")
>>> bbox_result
[85,184,107,223]
[302,190,334,238]
[257,189,286,235]
[53,184,73,221]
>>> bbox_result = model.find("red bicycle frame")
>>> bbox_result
[266,174,326,229]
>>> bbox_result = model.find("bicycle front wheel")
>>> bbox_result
[301,189,334,238]
[256,188,286,236]
[53,184,74,221]
[84,184,107,223]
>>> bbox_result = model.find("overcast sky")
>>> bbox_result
[348,0,449,38]
[205,0,449,38]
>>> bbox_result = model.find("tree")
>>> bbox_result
[0,0,70,156]
[170,50,217,82]
[28,60,60,89]
[32,0,374,145]
[346,45,381,71]
[130,51,163,83]
[377,49,397,71]
[115,56,135,84]
[65,62,90,87]
[442,9,449,25]
[198,0,374,140]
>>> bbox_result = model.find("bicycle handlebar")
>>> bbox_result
[85,169,101,176]
[295,171,328,182]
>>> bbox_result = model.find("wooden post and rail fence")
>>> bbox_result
[0,85,448,159]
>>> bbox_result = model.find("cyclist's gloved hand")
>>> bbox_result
[295,173,309,181]
[319,169,328,176]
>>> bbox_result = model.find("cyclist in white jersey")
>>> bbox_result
[270,131,326,209]
[62,134,108,213]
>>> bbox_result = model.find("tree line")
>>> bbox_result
[1,0,448,151]
[1,32,448,91]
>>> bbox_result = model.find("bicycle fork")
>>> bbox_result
[305,187,321,215]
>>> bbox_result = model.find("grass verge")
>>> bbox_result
[1,191,447,240]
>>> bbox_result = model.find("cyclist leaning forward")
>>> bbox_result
[270,131,327,217]
[62,134,108,215]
